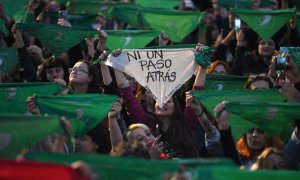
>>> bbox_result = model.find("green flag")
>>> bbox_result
[218,0,273,10]
[44,12,98,29]
[193,89,286,138]
[197,166,300,180]
[136,0,180,9]
[67,1,133,19]
[105,30,160,50]
[0,0,29,21]
[0,48,18,73]
[0,82,65,114]
[26,152,236,179]
[205,74,247,91]
[36,94,117,135]
[280,47,300,71]
[225,101,299,139]
[16,23,97,56]
[0,115,62,158]
[140,8,204,42]
[231,8,295,41]
[111,6,141,29]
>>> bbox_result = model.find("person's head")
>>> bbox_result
[244,75,273,89]
[75,123,111,154]
[236,127,284,160]
[251,147,287,170]
[135,85,155,112]
[69,60,102,93]
[206,60,231,74]
[95,13,106,27]
[45,0,60,12]
[110,139,150,159]
[205,24,219,46]
[126,123,155,149]
[257,39,276,57]
[154,96,176,118]
[42,56,68,82]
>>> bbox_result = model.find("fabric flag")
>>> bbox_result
[36,94,117,135]
[67,1,133,19]
[0,115,62,158]
[197,166,300,180]
[231,8,295,41]
[44,12,98,29]
[16,23,97,56]
[139,8,204,42]
[205,74,247,91]
[193,89,286,139]
[110,6,141,29]
[0,48,18,73]
[105,30,160,51]
[225,101,299,139]
[0,0,29,21]
[280,47,300,71]
[0,159,84,180]
[218,0,273,9]
[105,49,197,107]
[136,0,180,9]
[0,82,65,114]
[26,152,236,179]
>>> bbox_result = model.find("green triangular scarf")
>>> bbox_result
[16,23,97,56]
[0,48,19,73]
[105,30,161,51]
[205,74,247,91]
[136,0,180,9]
[231,8,296,41]
[0,115,62,158]
[0,82,66,113]
[36,94,117,135]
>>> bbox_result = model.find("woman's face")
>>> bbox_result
[46,67,64,81]
[69,62,91,84]
[258,39,275,56]
[130,127,155,149]
[212,64,227,74]
[155,98,175,117]
[250,80,270,89]
[246,128,267,150]
[75,135,98,154]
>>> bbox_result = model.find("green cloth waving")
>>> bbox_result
[0,115,62,158]
[136,0,180,9]
[231,8,295,41]
[105,30,160,51]
[140,8,204,42]
[0,82,66,113]
[205,74,247,91]
[193,89,286,139]
[225,101,299,139]
[36,94,117,135]
[0,48,18,73]
[16,23,97,56]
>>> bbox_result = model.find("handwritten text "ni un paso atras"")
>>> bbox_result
[127,50,176,83]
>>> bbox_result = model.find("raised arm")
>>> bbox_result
[108,99,124,152]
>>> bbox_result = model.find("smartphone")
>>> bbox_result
[275,56,289,70]
[58,10,68,20]
[234,18,241,31]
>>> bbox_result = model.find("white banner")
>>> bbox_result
[105,49,197,107]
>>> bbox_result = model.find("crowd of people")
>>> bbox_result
[1,0,300,179]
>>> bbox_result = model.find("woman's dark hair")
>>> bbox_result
[69,60,104,94]
[244,75,274,89]
[205,24,218,47]
[40,56,69,83]
[86,122,111,154]
[156,96,199,158]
